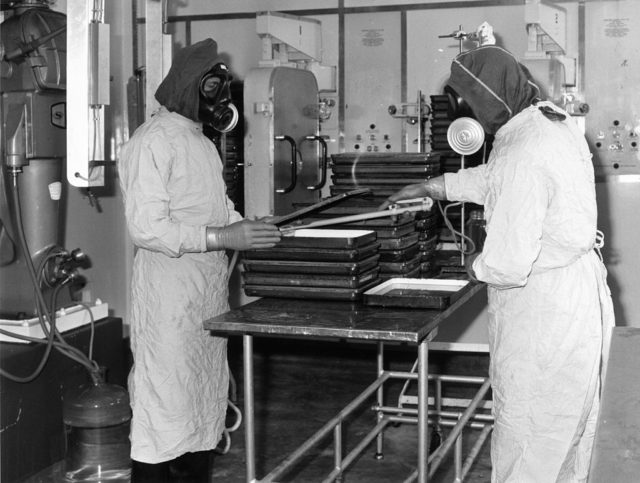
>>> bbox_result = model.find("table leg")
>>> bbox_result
[243,334,256,483]
[375,341,384,459]
[418,339,429,483]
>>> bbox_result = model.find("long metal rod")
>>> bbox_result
[454,431,463,482]
[243,335,256,483]
[390,415,491,430]
[461,424,493,480]
[375,341,385,458]
[373,405,493,424]
[333,422,343,478]
[262,372,392,482]
[385,370,488,385]
[280,203,432,233]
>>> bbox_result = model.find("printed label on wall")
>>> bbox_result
[603,18,630,38]
[361,29,384,47]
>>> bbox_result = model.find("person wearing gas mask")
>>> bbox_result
[381,45,614,482]
[118,38,281,482]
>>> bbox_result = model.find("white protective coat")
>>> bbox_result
[118,107,242,463]
[445,103,615,482]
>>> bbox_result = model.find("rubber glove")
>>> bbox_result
[206,220,281,251]
[378,175,447,211]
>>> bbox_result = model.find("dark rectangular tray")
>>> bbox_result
[242,267,380,289]
[331,164,440,175]
[242,255,380,276]
[276,229,377,249]
[331,176,434,186]
[331,153,439,166]
[244,242,380,262]
[379,254,422,274]
[378,243,420,263]
[244,279,382,301]
[364,278,472,309]
[379,232,420,251]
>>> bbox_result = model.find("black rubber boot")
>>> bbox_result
[169,450,213,482]
[131,460,171,482]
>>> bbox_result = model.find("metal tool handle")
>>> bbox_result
[302,135,328,191]
[280,197,434,233]
[275,135,297,194]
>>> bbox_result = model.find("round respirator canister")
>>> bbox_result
[447,117,485,155]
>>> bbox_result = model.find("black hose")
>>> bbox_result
[0,171,98,383]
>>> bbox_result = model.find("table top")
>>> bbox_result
[204,283,485,344]
[588,326,640,482]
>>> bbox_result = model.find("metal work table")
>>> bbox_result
[204,282,487,483]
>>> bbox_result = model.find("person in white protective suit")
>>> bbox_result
[381,45,615,482]
[118,38,281,482]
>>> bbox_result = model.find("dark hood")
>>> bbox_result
[447,45,541,135]
[154,38,222,122]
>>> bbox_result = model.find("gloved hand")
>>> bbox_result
[378,175,447,211]
[206,220,281,251]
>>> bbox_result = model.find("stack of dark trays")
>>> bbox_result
[317,153,443,280]
[242,229,382,301]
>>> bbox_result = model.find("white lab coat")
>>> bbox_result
[118,107,242,463]
[445,103,615,482]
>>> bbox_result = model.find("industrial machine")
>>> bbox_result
[0,1,84,318]
[244,12,335,217]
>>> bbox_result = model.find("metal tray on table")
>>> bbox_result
[379,232,420,251]
[276,229,377,249]
[242,267,380,289]
[243,242,380,262]
[242,255,380,276]
[363,278,472,310]
[244,279,381,301]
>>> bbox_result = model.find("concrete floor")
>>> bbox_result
[211,337,493,483]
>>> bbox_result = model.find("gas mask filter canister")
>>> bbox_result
[198,63,239,133]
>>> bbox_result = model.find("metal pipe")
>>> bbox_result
[417,340,429,483]
[389,415,491,430]
[454,429,463,482]
[461,424,493,480]
[385,370,488,385]
[372,405,493,424]
[333,422,343,478]
[243,335,256,483]
[375,341,385,458]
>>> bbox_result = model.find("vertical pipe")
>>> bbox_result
[454,433,462,482]
[243,335,256,482]
[375,341,385,458]
[400,10,407,152]
[334,422,343,478]
[417,340,429,483]
[338,0,345,152]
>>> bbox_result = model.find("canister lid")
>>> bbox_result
[63,382,131,428]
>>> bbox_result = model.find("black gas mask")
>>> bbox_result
[198,63,239,133]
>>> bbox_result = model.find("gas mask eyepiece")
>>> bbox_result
[198,63,239,133]
[444,85,474,120]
